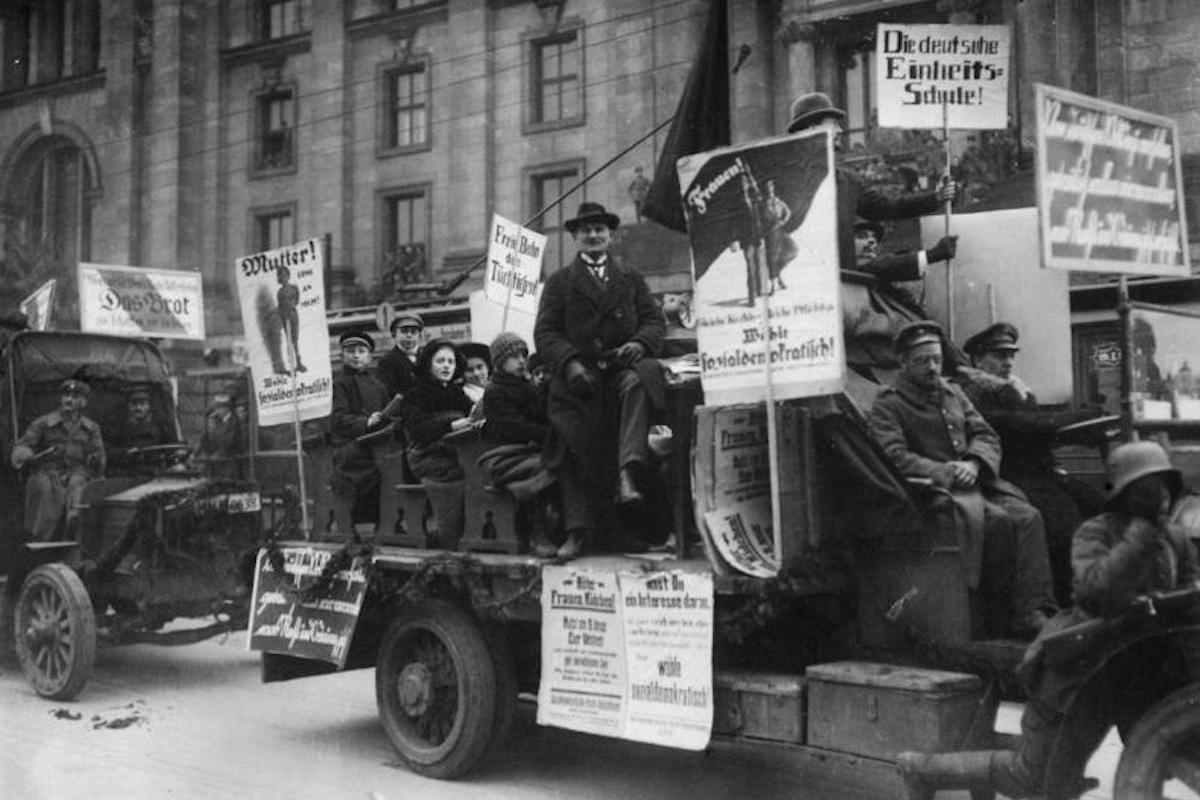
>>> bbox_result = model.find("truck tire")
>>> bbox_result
[1114,683,1200,799]
[483,624,518,761]
[375,599,498,779]
[14,563,96,701]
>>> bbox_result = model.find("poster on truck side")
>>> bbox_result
[1035,84,1189,276]
[247,546,369,668]
[234,238,333,426]
[875,24,1010,130]
[675,128,842,405]
[78,263,205,340]
[538,562,714,750]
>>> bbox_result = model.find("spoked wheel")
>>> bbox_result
[375,599,498,779]
[1115,684,1200,799]
[14,563,96,700]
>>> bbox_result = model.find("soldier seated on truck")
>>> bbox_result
[11,378,106,541]
[868,321,1059,639]
[109,387,180,471]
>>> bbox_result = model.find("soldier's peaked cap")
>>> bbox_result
[894,320,944,354]
[964,322,1020,357]
[60,378,91,396]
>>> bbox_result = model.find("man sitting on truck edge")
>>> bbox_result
[11,377,106,541]
[898,441,1199,799]
[330,329,391,537]
[868,321,1059,639]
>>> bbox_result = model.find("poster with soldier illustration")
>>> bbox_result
[675,128,842,405]
[234,238,332,426]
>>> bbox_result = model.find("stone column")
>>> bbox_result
[776,7,816,133]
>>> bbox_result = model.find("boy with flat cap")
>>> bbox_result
[377,310,423,399]
[11,378,105,541]
[869,321,1058,638]
[331,329,391,536]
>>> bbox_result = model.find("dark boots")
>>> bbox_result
[897,751,998,800]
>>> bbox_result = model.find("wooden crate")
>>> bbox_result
[805,662,991,761]
[712,670,806,744]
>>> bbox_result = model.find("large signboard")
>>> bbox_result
[78,263,205,340]
[538,563,714,750]
[234,238,332,426]
[20,278,55,331]
[484,213,545,315]
[675,129,842,405]
[876,24,1011,130]
[247,546,369,668]
[1035,84,1189,276]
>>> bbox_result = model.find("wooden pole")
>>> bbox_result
[943,102,955,341]
[1118,275,1134,442]
[760,295,783,573]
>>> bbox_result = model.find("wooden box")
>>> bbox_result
[805,662,988,761]
[712,669,806,744]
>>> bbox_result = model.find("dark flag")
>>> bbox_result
[640,0,730,233]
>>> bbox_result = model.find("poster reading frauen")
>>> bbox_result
[675,129,842,405]
[234,238,332,426]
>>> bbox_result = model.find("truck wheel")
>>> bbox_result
[14,563,96,701]
[1114,683,1200,799]
[483,624,518,760]
[375,599,497,779]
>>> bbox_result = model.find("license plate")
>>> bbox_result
[197,491,262,514]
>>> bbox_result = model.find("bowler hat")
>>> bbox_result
[963,322,1020,358]
[787,92,846,133]
[564,202,620,234]
[1104,441,1182,504]
[390,310,424,333]
[339,329,374,351]
[894,320,945,354]
[852,218,885,241]
[60,378,91,397]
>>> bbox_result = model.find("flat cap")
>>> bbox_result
[60,378,91,397]
[390,310,424,332]
[963,322,1020,357]
[894,320,945,354]
[339,329,374,351]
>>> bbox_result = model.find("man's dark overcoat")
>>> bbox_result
[534,254,667,526]
[331,366,390,496]
[836,168,942,273]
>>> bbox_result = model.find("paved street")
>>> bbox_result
[0,623,1136,800]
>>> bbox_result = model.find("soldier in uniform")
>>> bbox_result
[868,321,1058,638]
[11,378,106,541]
[110,387,177,470]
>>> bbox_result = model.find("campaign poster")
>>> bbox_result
[1035,84,1189,276]
[484,213,546,316]
[234,238,332,426]
[19,278,55,331]
[675,129,842,405]
[538,564,627,738]
[247,546,369,668]
[78,263,205,340]
[875,24,1010,130]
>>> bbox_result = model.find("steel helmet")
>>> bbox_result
[1104,441,1181,503]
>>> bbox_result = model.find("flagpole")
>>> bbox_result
[760,294,783,572]
[285,336,311,538]
[942,101,955,340]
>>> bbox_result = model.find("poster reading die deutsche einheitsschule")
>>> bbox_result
[675,129,842,406]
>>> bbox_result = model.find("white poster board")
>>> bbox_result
[484,213,546,316]
[1035,83,1189,276]
[538,562,714,750]
[19,278,55,331]
[675,129,842,405]
[468,288,540,350]
[875,24,1011,130]
[78,263,205,340]
[234,238,332,426]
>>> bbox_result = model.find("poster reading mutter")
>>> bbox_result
[675,129,842,405]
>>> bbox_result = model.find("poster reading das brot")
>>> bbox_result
[675,129,842,405]
[234,238,332,426]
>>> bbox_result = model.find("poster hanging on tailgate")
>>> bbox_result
[675,129,842,405]
[1035,84,1189,276]
[538,563,714,750]
[234,238,333,426]
[78,263,205,340]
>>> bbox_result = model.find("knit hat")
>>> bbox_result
[490,332,529,367]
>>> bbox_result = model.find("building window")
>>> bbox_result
[4,135,93,282]
[253,206,295,251]
[254,87,295,173]
[529,165,580,277]
[261,0,300,40]
[382,62,429,153]
[0,1,101,92]
[381,187,429,288]
[838,42,876,152]
[529,30,582,129]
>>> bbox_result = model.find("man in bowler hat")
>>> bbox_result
[869,321,1058,638]
[534,201,667,559]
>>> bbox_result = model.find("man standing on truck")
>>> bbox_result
[10,378,106,541]
[869,321,1059,638]
[534,201,667,560]
[898,441,1199,799]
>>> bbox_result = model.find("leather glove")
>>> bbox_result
[615,341,646,367]
[564,360,597,399]
[926,235,958,263]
